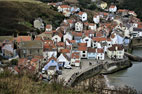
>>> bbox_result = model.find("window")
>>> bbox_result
[85,39,88,41]
[83,51,86,53]
[83,54,86,57]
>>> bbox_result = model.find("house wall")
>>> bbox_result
[80,51,87,58]
[75,22,83,31]
[52,35,61,43]
[20,48,43,58]
[87,53,96,59]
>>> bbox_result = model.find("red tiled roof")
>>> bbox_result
[60,49,70,53]
[78,43,87,47]
[60,5,70,8]
[78,12,84,15]
[93,37,106,42]
[78,46,87,51]
[46,25,52,29]
[97,48,104,53]
[15,36,31,43]
[57,42,65,47]
[88,48,96,53]
[108,44,124,51]
[72,52,80,59]
[31,58,39,62]
[110,5,116,8]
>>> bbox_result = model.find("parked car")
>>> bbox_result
[64,65,72,69]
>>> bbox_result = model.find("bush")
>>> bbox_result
[11,59,18,65]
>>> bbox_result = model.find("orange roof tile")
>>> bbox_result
[60,49,70,53]
[46,25,52,29]
[93,37,106,42]
[78,43,87,47]
[60,5,70,8]
[78,12,84,15]
[78,46,87,51]
[97,48,104,53]
[15,36,31,43]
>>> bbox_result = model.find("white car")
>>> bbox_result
[64,65,72,69]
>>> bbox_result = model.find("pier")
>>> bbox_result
[59,56,131,87]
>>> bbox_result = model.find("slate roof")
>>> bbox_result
[19,40,43,49]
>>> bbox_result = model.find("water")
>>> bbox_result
[107,48,142,92]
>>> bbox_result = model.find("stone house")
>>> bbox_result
[18,40,43,58]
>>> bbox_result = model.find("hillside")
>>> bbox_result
[0,1,64,36]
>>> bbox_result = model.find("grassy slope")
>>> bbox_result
[0,1,64,35]
[0,71,89,94]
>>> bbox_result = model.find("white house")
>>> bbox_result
[107,44,124,59]
[63,10,71,17]
[57,53,70,68]
[75,21,83,32]
[52,32,63,43]
[58,5,70,12]
[92,37,106,48]
[78,43,88,58]
[131,28,142,38]
[109,5,117,13]
[82,36,92,47]
[71,52,81,67]
[45,25,52,32]
[63,32,73,42]
[96,48,105,60]
[77,12,87,22]
[88,23,96,31]
[110,33,124,44]
[93,15,100,24]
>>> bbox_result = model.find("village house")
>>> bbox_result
[43,40,57,59]
[71,52,81,67]
[77,12,87,22]
[63,32,73,42]
[60,49,71,58]
[100,2,107,9]
[42,56,59,76]
[38,31,53,40]
[72,32,83,43]
[78,43,88,59]
[84,30,95,38]
[52,32,63,43]
[96,48,105,60]
[88,23,97,31]
[57,53,71,68]
[1,44,15,59]
[92,37,107,48]
[109,5,117,13]
[15,36,32,44]
[131,28,142,38]
[45,24,52,32]
[107,44,124,59]
[18,40,43,58]
[63,10,71,17]
[56,42,65,52]
[82,36,92,47]
[0,36,16,59]
[58,5,71,13]
[87,48,97,59]
[93,14,100,24]
[75,21,83,32]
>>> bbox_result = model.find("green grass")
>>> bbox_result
[0,1,64,35]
